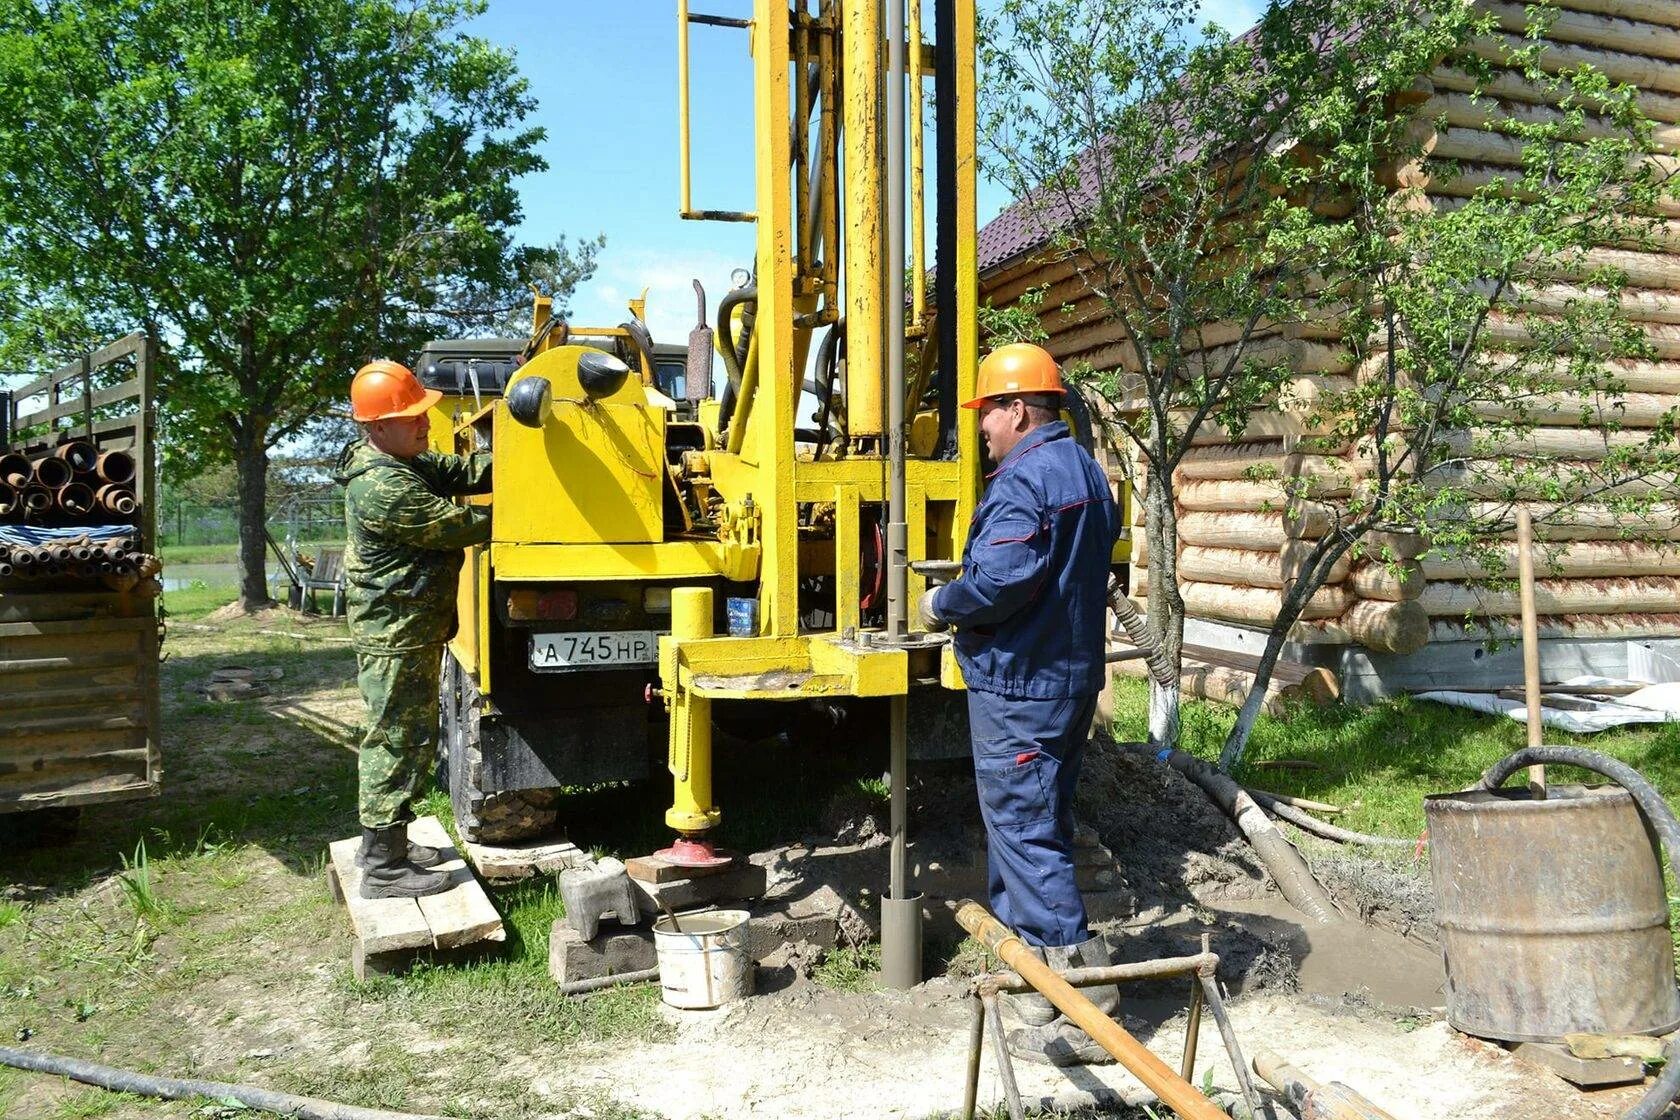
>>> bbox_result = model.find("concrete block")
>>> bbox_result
[632,859,768,917]
[1509,1042,1644,1088]
[548,921,658,986]
[558,857,641,940]
[748,884,850,961]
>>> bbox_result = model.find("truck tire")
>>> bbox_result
[439,652,559,844]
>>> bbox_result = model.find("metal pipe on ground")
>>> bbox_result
[0,480,13,515]
[1253,1048,1402,1119]
[0,1045,462,1120]
[555,968,658,998]
[1249,790,1411,848]
[955,901,1230,1120]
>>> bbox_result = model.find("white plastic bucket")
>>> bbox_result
[653,909,753,1009]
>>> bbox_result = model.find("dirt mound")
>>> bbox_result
[204,600,295,623]
[1076,736,1274,913]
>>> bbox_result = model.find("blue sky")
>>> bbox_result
[464,0,1263,347]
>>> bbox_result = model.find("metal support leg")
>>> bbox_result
[1181,970,1204,1084]
[1199,971,1264,1120]
[962,995,984,1120]
[665,588,722,840]
[982,993,1025,1120]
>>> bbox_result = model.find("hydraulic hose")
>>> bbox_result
[1118,741,1340,925]
[1478,747,1680,1120]
[0,1047,458,1120]
[1109,581,1175,689]
[1249,790,1413,848]
[716,285,756,426]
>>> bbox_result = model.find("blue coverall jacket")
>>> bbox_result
[927,419,1118,947]
[931,420,1119,698]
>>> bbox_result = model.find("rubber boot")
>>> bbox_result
[355,826,445,869]
[358,824,451,899]
[1000,944,1057,1027]
[1006,936,1122,1066]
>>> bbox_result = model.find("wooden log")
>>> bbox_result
[1283,499,1336,539]
[1437,426,1669,461]
[1350,560,1426,602]
[1177,479,1293,512]
[1466,33,1680,95]
[1556,250,1680,293]
[1426,460,1680,501]
[1429,125,1680,182]
[1423,539,1680,579]
[1121,336,1353,378]
[1480,3,1680,62]
[1463,500,1680,539]
[1429,64,1680,124]
[1547,0,1680,31]
[1337,599,1431,654]
[1421,164,1680,218]
[1467,389,1680,427]
[1181,410,1345,446]
[1180,580,1352,623]
[1177,545,1352,588]
[1178,511,1297,550]
[1112,655,1331,716]
[1421,92,1680,154]
[1420,575,1680,616]
[1175,441,1292,480]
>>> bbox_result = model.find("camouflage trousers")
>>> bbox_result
[355,647,442,829]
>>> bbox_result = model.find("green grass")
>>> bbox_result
[160,539,343,566]
[1104,677,1680,839]
[160,580,238,619]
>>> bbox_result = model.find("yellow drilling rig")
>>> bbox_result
[429,0,993,986]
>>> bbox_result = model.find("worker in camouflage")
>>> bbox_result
[335,359,492,900]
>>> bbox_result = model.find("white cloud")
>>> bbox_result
[567,246,753,348]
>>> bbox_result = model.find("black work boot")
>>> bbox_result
[1007,936,1122,1066]
[355,825,445,869]
[358,823,451,899]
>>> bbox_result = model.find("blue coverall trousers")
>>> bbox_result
[966,688,1098,949]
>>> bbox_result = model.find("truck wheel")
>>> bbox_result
[439,652,559,844]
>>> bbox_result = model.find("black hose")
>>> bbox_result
[0,1047,458,1120]
[716,285,757,426]
[1109,581,1175,689]
[812,321,844,451]
[1478,747,1680,1120]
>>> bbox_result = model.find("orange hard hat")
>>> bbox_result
[350,360,440,422]
[963,343,1065,409]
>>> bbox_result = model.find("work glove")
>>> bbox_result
[918,588,949,633]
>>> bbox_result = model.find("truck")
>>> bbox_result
[0,332,163,830]
[425,2,991,889]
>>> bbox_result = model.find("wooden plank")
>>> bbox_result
[0,616,153,638]
[0,774,155,812]
[408,816,505,949]
[464,834,588,881]
[327,834,432,953]
[1508,1042,1644,1087]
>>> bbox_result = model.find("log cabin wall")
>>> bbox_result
[975,0,1680,693]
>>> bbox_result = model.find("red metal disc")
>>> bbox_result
[655,837,733,869]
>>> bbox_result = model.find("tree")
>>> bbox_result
[1212,18,1674,770]
[981,0,1673,762]
[0,0,601,608]
[981,0,1472,746]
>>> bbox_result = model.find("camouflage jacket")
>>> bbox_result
[335,441,493,654]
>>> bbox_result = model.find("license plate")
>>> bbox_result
[529,630,657,671]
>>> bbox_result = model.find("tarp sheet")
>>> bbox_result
[1416,675,1680,733]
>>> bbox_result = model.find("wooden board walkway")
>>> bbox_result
[326,816,505,979]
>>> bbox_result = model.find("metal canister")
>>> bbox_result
[1425,784,1680,1042]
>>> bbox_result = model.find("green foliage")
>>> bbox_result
[982,0,1675,768]
[813,943,882,992]
[0,0,601,601]
[980,285,1051,347]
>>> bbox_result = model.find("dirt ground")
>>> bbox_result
[0,610,1670,1119]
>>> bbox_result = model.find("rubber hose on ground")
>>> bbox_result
[1478,747,1680,1120]
[1117,741,1340,925]
[1109,583,1175,689]
[1247,789,1413,848]
[0,1047,458,1120]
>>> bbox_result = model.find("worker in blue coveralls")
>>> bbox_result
[919,342,1122,1067]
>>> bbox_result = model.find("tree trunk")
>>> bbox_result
[233,422,273,611]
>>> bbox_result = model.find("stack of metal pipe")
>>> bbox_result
[0,444,138,525]
[0,536,158,593]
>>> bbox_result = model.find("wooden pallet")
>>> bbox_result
[326,816,505,980]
